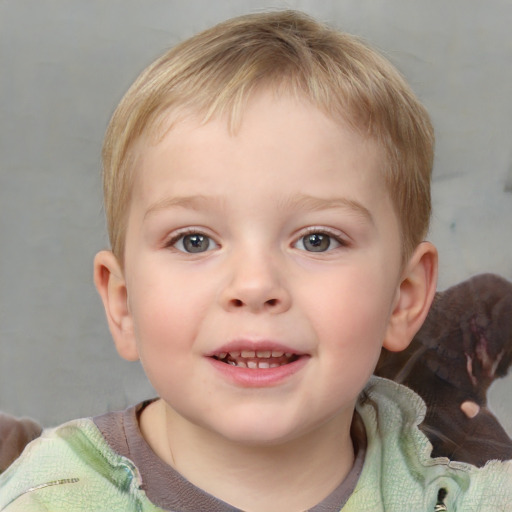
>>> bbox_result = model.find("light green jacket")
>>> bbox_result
[1,377,511,511]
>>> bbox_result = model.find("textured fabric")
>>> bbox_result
[343,378,512,511]
[1,377,511,511]
[93,401,365,511]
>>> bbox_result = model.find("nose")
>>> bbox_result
[219,250,292,314]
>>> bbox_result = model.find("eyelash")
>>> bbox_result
[164,227,348,254]
[164,228,219,253]
[294,227,349,252]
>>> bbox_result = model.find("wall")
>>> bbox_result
[1,0,511,429]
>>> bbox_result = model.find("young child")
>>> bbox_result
[1,9,511,512]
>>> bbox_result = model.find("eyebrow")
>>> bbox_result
[144,193,373,223]
[281,194,374,224]
[144,195,225,219]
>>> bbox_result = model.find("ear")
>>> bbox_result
[93,250,140,362]
[383,241,438,352]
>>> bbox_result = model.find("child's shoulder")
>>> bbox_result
[349,376,512,511]
[0,416,161,512]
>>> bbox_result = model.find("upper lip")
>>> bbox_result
[206,339,306,358]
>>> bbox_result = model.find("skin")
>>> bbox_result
[95,90,437,512]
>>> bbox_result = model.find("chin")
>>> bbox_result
[206,415,311,447]
[222,429,298,447]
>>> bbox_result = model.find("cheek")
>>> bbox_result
[307,267,396,353]
[126,264,220,363]
[128,280,192,357]
[128,288,199,399]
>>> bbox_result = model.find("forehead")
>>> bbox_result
[133,91,385,198]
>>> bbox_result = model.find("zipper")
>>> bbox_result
[3,478,80,508]
[434,488,448,511]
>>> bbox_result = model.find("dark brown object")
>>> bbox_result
[376,273,512,467]
[0,412,42,472]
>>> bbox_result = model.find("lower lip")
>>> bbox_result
[207,356,309,388]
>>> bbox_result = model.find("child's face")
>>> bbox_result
[119,91,405,444]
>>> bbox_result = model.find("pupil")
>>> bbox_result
[305,233,330,252]
[184,234,209,253]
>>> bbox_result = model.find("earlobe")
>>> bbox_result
[383,242,438,352]
[93,251,140,362]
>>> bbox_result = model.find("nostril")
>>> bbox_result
[228,298,279,308]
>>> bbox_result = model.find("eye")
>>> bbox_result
[172,233,218,253]
[294,231,342,252]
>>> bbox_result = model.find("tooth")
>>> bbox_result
[271,351,284,357]
[285,353,292,357]
[247,361,258,369]
[228,361,236,366]
[241,350,255,358]
[229,351,241,357]
[270,363,280,368]
[258,361,270,369]
[218,352,227,359]
[237,361,247,368]
[256,350,271,358]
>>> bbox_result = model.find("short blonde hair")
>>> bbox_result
[102,10,434,261]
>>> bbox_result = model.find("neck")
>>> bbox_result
[140,400,356,512]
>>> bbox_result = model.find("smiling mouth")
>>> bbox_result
[212,350,300,369]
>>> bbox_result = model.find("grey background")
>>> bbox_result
[1,0,511,429]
